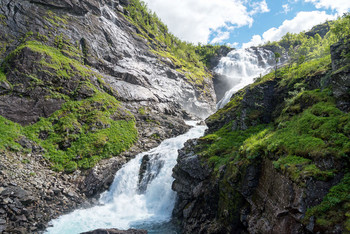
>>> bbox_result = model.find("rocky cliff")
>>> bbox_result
[0,0,217,232]
[172,22,350,233]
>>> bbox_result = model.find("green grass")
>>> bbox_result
[44,10,68,28]
[198,124,269,170]
[8,40,89,79]
[124,0,215,87]
[0,116,24,152]
[0,69,6,82]
[304,173,350,231]
[0,38,139,172]
[23,92,138,172]
[0,14,6,26]
[272,155,334,184]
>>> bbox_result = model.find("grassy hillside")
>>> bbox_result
[197,13,350,231]
[0,34,138,172]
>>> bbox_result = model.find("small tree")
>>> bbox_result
[274,52,281,78]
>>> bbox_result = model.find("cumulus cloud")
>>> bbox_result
[142,0,268,44]
[242,11,336,48]
[304,0,350,14]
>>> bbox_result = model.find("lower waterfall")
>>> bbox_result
[46,121,207,234]
[215,47,275,109]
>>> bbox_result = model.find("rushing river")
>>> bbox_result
[46,44,278,234]
[46,121,207,234]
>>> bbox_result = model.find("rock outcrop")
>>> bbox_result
[0,151,86,233]
[172,34,350,233]
[0,0,216,232]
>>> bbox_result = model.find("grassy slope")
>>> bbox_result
[0,33,137,172]
[198,14,350,231]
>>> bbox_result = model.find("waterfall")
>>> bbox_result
[45,121,207,234]
[215,47,275,109]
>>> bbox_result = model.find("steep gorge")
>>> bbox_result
[0,0,349,233]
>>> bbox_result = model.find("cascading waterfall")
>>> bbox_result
[215,47,275,109]
[46,121,207,234]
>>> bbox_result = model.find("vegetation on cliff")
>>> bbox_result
[193,13,350,232]
[0,33,138,172]
[124,0,229,86]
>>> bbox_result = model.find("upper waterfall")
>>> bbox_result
[215,47,275,109]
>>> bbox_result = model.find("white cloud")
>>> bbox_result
[304,0,350,14]
[210,30,230,44]
[142,0,268,44]
[250,0,270,15]
[226,42,239,48]
[282,4,291,14]
[242,11,336,48]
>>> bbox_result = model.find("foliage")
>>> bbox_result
[272,155,334,184]
[123,0,229,86]
[304,173,350,231]
[198,124,268,170]
[8,40,87,79]
[0,68,6,82]
[331,13,350,40]
[23,92,138,172]
[0,38,138,172]
[0,14,6,26]
[195,44,231,67]
[0,116,24,152]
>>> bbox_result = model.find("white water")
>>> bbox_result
[215,47,275,109]
[46,121,207,234]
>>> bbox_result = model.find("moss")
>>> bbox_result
[304,173,350,231]
[44,10,68,28]
[0,69,7,82]
[198,124,269,171]
[0,116,24,152]
[124,0,214,87]
[0,14,6,26]
[23,92,138,172]
[207,90,245,123]
[138,107,147,115]
[217,177,245,227]
[273,155,334,184]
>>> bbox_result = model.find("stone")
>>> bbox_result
[81,228,147,234]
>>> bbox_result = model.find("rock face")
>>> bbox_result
[0,0,216,232]
[330,38,350,112]
[0,0,216,123]
[172,37,350,233]
[0,151,86,233]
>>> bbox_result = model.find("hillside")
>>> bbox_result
[172,14,350,233]
[0,0,349,233]
[0,0,219,232]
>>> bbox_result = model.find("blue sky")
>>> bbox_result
[142,0,350,48]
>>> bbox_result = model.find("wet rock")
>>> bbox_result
[331,38,350,112]
[138,153,164,193]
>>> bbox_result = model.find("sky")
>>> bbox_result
[141,0,350,48]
